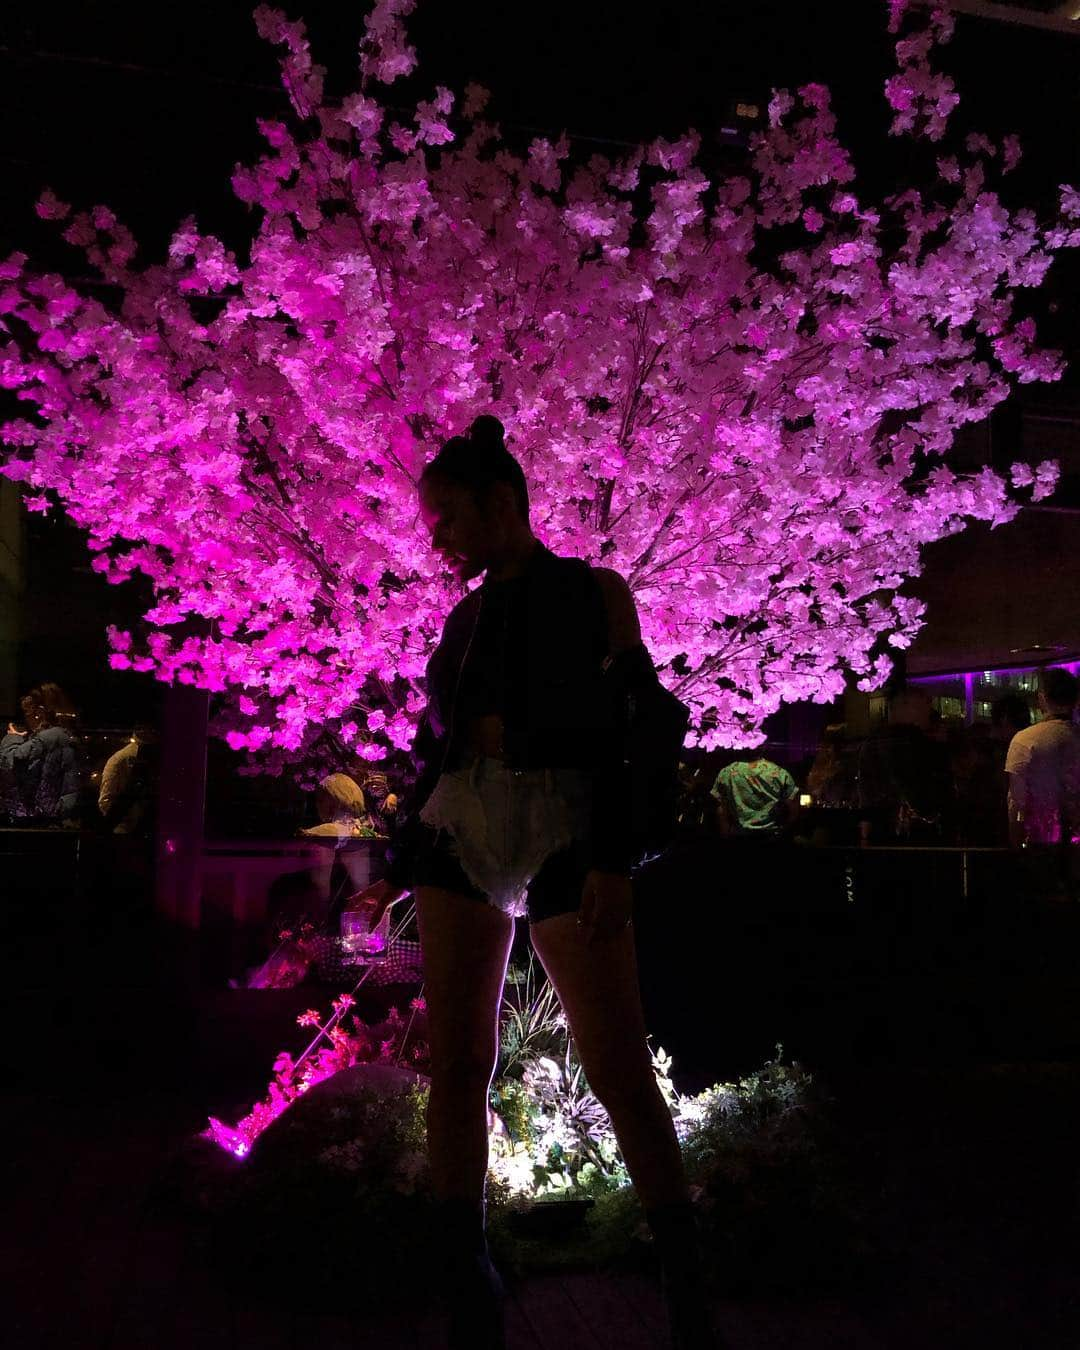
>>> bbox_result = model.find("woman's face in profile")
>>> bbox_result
[420,478,493,585]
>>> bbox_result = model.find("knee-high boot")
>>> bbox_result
[645,1201,726,1350]
[434,1197,506,1350]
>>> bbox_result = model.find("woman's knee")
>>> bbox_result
[578,1052,658,1114]
[429,1040,500,1091]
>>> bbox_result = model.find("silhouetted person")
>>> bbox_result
[857,688,953,844]
[349,414,717,1349]
[674,758,715,835]
[806,724,857,810]
[994,693,1033,744]
[952,695,1031,846]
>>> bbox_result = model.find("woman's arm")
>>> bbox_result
[381,706,442,889]
[592,567,642,657]
[5,732,42,764]
[588,567,646,875]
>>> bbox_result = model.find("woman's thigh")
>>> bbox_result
[525,836,589,922]
[529,912,653,1095]
[415,885,515,1072]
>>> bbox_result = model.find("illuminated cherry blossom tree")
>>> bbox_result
[2,0,1077,769]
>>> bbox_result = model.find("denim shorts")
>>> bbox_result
[412,754,594,923]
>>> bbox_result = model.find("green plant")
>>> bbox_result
[498,954,565,1079]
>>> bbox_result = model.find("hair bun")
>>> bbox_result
[467,414,505,453]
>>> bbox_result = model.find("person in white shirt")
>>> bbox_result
[1005,668,1080,850]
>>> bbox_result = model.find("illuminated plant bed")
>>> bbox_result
[190,956,865,1305]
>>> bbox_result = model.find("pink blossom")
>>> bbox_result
[359,0,417,85]
[461,83,490,119]
[1001,136,1022,174]
[341,93,383,140]
[829,242,863,267]
[0,1,1075,761]
[802,207,825,233]
[798,83,831,112]
[34,189,70,222]
[415,87,455,145]
[888,0,909,34]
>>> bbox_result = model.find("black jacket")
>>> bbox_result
[383,542,644,888]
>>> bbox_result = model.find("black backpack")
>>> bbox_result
[601,643,691,871]
[577,560,691,871]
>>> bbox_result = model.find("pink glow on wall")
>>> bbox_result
[910,659,1080,683]
[910,660,1080,725]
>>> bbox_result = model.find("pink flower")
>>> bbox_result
[0,0,1073,768]
[745,322,769,349]
[35,189,70,222]
[802,208,825,233]
[1001,136,1023,174]
[829,242,862,267]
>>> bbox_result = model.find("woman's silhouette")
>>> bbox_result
[356,415,718,1349]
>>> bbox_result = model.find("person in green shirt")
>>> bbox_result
[710,753,800,837]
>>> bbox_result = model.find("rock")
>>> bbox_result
[248,1062,429,1171]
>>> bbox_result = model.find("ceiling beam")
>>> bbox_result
[912,0,1080,35]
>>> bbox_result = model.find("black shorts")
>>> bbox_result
[411,824,591,924]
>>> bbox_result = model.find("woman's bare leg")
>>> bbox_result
[529,911,688,1208]
[415,885,516,1202]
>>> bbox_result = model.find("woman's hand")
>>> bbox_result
[347,878,410,929]
[7,723,26,736]
[578,869,633,946]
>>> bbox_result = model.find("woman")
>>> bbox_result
[2,683,81,824]
[356,416,719,1350]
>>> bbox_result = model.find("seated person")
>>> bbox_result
[356,768,399,837]
[299,773,378,839]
